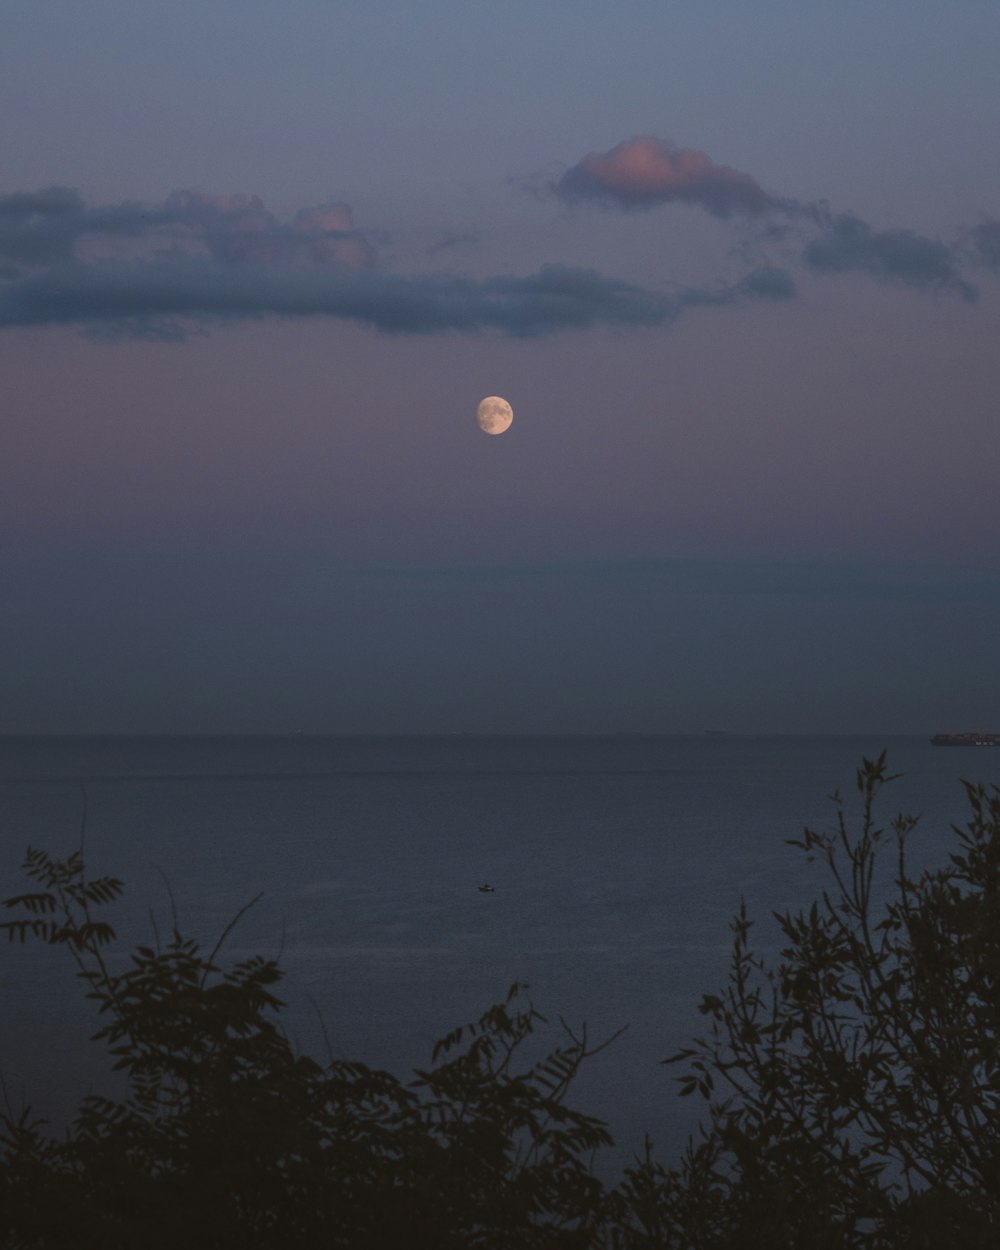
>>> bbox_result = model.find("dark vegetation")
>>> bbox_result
[2,754,998,1247]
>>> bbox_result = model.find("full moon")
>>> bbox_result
[476,395,513,435]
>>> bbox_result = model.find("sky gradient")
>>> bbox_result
[2,1,999,733]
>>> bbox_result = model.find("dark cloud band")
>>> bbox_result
[0,257,795,341]
[971,219,1000,269]
[803,212,976,301]
[0,187,375,273]
[29,161,987,341]
[0,183,799,339]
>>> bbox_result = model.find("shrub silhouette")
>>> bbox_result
[0,849,616,1248]
[620,753,1000,1248]
[2,755,999,1247]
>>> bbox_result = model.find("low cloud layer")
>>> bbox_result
[0,256,794,341]
[0,186,794,340]
[555,135,983,300]
[5,143,988,342]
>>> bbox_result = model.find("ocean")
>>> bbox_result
[1,733,995,1167]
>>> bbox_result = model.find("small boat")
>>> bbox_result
[478,883,495,893]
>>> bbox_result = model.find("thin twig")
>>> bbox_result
[202,892,265,984]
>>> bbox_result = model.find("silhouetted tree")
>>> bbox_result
[0,848,617,1248]
[3,755,999,1247]
[626,753,1000,1248]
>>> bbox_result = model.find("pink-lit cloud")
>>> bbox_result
[555,136,776,216]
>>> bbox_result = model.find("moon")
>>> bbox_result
[476,395,513,435]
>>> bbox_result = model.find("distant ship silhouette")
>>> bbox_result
[930,731,1000,746]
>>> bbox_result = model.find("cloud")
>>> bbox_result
[732,265,797,301]
[970,219,1000,269]
[426,229,482,256]
[555,135,982,300]
[0,187,375,273]
[0,186,89,266]
[5,157,984,342]
[163,192,375,269]
[0,184,798,340]
[803,212,976,300]
[0,251,795,341]
[554,136,778,216]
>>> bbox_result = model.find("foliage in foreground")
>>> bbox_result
[2,754,999,1248]
[629,754,1000,1248]
[0,848,614,1249]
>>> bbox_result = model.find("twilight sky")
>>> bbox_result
[2,0,999,734]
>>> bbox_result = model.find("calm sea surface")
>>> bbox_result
[2,734,996,1165]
